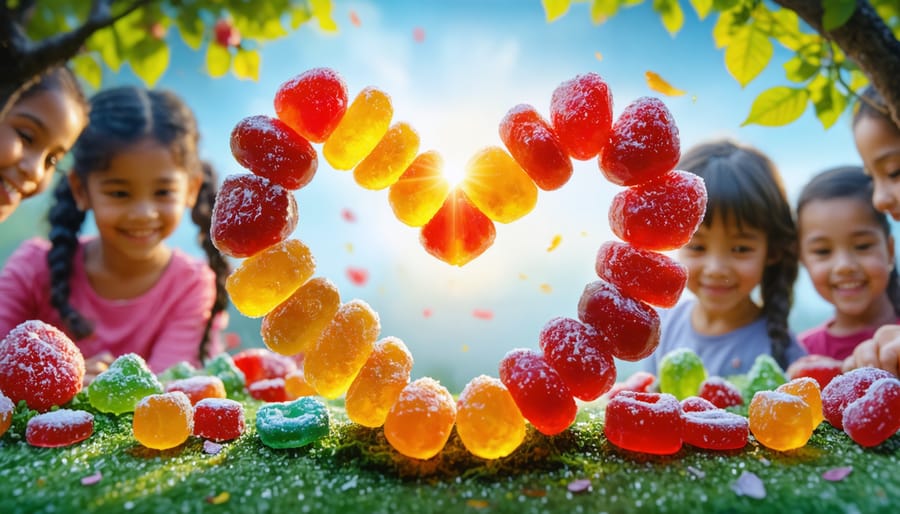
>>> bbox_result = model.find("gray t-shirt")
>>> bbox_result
[642,298,807,378]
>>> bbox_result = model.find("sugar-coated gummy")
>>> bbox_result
[230,114,318,190]
[261,277,342,357]
[821,366,894,429]
[353,121,420,190]
[274,67,348,143]
[193,397,246,442]
[606,370,656,399]
[345,337,414,428]
[499,348,577,436]
[256,396,331,449]
[743,354,788,402]
[232,348,298,384]
[499,103,573,191]
[577,280,660,361]
[549,72,613,160]
[157,361,197,385]
[786,354,843,389]
[680,396,718,413]
[697,376,744,408]
[284,369,316,398]
[203,353,247,397]
[248,378,291,402]
[460,146,538,224]
[323,86,393,171]
[594,240,687,308]
[388,150,450,227]
[420,187,496,267]
[748,390,814,451]
[658,348,707,400]
[226,239,316,318]
[600,96,680,187]
[133,391,194,450]
[538,316,616,401]
[842,377,900,447]
[165,375,227,405]
[210,174,298,258]
[776,377,824,430]
[25,409,94,448]
[604,391,683,455]
[681,408,748,451]
[383,377,457,460]
[456,375,526,459]
[88,353,163,415]
[0,391,14,437]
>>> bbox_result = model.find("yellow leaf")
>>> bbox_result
[645,71,686,96]
[542,0,571,22]
[233,49,260,81]
[311,0,337,32]
[546,234,562,252]
[205,43,231,78]
[540,283,553,294]
[594,51,603,61]
[71,53,102,90]
[724,25,773,87]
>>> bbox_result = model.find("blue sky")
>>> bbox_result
[3,1,869,391]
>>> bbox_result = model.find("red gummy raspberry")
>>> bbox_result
[606,371,656,399]
[211,174,298,258]
[499,348,577,436]
[193,398,246,442]
[609,169,707,251]
[230,115,318,190]
[538,316,616,401]
[549,72,613,160]
[681,408,749,451]
[600,96,680,187]
[698,376,744,408]
[680,396,718,413]
[420,188,496,267]
[842,377,900,447]
[595,240,687,308]
[274,67,348,143]
[786,354,843,389]
[604,391,683,455]
[248,378,291,403]
[577,280,660,361]
[232,348,298,385]
[0,320,85,412]
[821,367,894,429]
[499,104,573,191]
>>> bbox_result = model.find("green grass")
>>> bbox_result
[2,394,898,514]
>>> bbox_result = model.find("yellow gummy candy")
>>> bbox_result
[132,392,193,450]
[456,375,526,459]
[383,377,457,460]
[304,299,380,399]
[261,277,341,356]
[388,150,450,227]
[353,122,420,190]
[461,146,538,223]
[323,86,393,171]
[345,336,414,427]
[225,239,315,318]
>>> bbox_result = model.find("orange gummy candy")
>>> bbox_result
[460,146,538,223]
[226,239,315,318]
[353,122,420,190]
[388,151,450,227]
[323,86,393,170]
[303,300,380,399]
[132,391,194,450]
[345,336,414,427]
[384,377,457,460]
[284,368,316,399]
[456,375,526,459]
[420,187,496,267]
[261,277,341,356]
[749,390,814,451]
[776,377,824,430]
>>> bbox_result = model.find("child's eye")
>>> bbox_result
[810,248,831,257]
[156,188,177,197]
[683,243,704,253]
[106,190,128,198]
[855,242,875,251]
[732,245,754,254]
[889,168,900,180]
[15,129,33,145]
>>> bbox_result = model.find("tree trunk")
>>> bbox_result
[773,0,900,128]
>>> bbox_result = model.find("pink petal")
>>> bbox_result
[567,479,591,493]
[204,440,224,455]
[731,471,766,499]
[822,466,852,482]
[81,471,102,486]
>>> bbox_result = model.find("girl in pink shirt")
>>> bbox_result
[0,86,230,378]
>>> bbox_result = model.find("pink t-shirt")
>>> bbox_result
[0,237,224,372]
[798,318,900,361]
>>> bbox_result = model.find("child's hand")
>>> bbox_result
[83,351,115,387]
[842,325,900,377]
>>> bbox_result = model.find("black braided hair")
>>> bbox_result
[678,140,798,369]
[797,165,900,317]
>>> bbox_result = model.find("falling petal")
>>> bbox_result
[472,309,494,320]
[345,243,354,253]
[567,479,591,493]
[349,10,361,27]
[224,332,241,350]
[522,488,546,498]
[461,344,470,353]
[580,231,588,237]
[341,208,356,222]
[687,466,706,479]
[204,440,224,455]
[206,492,230,504]
[422,308,433,318]
[731,471,766,499]
[466,499,490,509]
[645,70,686,96]
[413,27,426,42]
[539,283,552,294]
[347,267,369,286]
[518,273,528,280]
[823,467,853,482]
[546,234,562,252]
[594,51,603,61]
[80,471,102,486]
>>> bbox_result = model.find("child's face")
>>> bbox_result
[854,114,900,221]
[0,89,85,222]
[68,139,202,265]
[678,214,770,317]
[799,196,894,321]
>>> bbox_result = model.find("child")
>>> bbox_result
[796,165,900,360]
[1,66,87,223]
[842,86,900,376]
[0,86,230,378]
[643,139,806,377]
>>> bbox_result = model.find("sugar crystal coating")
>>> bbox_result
[274,67,348,143]
[456,375,526,459]
[345,337,414,428]
[133,391,194,450]
[786,354,843,389]
[595,240,687,308]
[248,377,291,402]
[549,72,613,160]
[193,397,245,442]
[776,377,824,430]
[354,121,420,190]
[604,391,683,455]
[210,174,298,258]
[698,376,744,408]
[25,409,93,448]
[842,377,900,447]
[256,396,330,449]
[600,96,680,186]
[165,375,227,405]
[499,103,573,191]
[232,348,298,384]
[659,348,707,400]
[821,366,894,430]
[261,277,341,356]
[538,316,615,401]
[681,408,748,451]
[226,239,315,318]
[88,353,163,415]
[0,391,14,437]
[577,280,660,361]
[499,348,577,436]
[748,391,813,451]
[383,377,457,460]
[230,114,317,190]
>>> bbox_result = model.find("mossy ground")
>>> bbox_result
[1,393,898,514]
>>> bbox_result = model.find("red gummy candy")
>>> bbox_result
[230,115,318,190]
[26,409,93,448]
[499,104,573,191]
[600,96,680,186]
[420,187,496,267]
[499,348,577,436]
[698,376,744,408]
[211,174,298,258]
[165,376,227,405]
[842,377,900,447]
[821,367,894,429]
[681,408,749,451]
[680,396,718,413]
[248,378,291,403]
[193,398,246,442]
[549,72,613,160]
[609,169,707,251]
[232,348,298,385]
[595,240,687,308]
[274,67,348,143]
[538,316,615,401]
[787,354,843,389]
[606,371,656,399]
[577,280,660,361]
[0,320,85,412]
[604,391,683,455]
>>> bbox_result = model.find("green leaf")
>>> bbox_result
[822,0,856,31]
[71,53,103,90]
[809,75,848,129]
[712,8,741,48]
[290,4,312,30]
[653,0,685,35]
[311,0,338,32]
[690,0,714,19]
[129,38,170,87]
[741,86,809,127]
[712,0,740,10]
[88,28,122,72]
[543,0,572,21]
[233,49,261,81]
[783,56,819,83]
[176,9,205,50]
[206,44,231,79]
[590,0,621,23]
[724,24,772,87]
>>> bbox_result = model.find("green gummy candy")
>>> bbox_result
[743,354,787,399]
[256,396,330,449]
[204,353,246,397]
[87,353,163,415]
[157,361,197,385]
[658,348,707,400]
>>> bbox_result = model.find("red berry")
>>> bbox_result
[600,96,680,186]
[538,316,615,401]
[214,19,241,48]
[609,169,707,251]
[577,280,660,361]
[698,376,744,408]
[230,115,318,190]
[821,367,894,429]
[274,67,349,143]
[604,391,683,455]
[211,174,298,258]
[499,104,573,191]
[549,73,613,160]
[842,377,900,447]
[786,354,843,389]
[595,240,687,308]
[499,348,577,436]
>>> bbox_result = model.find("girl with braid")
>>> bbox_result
[0,86,230,381]
[643,139,806,377]
[796,165,900,361]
